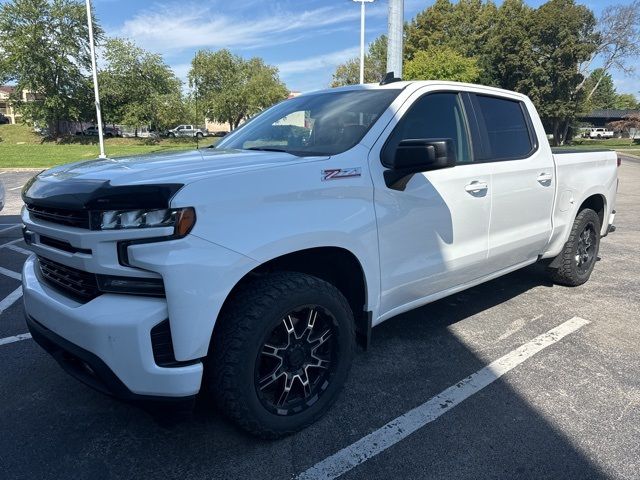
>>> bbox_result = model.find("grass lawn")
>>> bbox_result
[0,124,218,168]
[565,138,640,148]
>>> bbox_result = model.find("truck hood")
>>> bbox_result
[23,148,327,210]
[38,148,326,185]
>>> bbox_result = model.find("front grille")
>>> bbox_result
[38,256,101,302]
[39,235,92,255]
[27,204,90,229]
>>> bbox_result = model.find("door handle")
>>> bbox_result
[465,181,488,193]
[537,173,553,184]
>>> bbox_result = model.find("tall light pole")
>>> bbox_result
[85,0,106,158]
[387,0,404,79]
[353,0,374,84]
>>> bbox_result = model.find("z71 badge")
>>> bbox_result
[321,168,362,181]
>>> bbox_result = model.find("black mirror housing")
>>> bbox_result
[384,138,456,189]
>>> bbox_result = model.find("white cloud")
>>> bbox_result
[117,2,386,53]
[277,47,360,76]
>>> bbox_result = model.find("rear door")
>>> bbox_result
[469,93,555,271]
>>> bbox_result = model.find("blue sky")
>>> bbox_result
[9,0,640,94]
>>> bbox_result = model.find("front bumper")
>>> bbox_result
[22,255,203,398]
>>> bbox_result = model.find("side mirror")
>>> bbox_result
[384,138,456,189]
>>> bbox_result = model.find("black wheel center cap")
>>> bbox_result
[287,344,308,369]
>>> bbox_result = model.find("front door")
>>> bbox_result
[370,90,494,318]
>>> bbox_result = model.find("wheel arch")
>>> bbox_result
[214,246,371,349]
[578,193,606,229]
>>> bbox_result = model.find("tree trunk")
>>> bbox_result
[551,119,561,147]
[561,119,571,145]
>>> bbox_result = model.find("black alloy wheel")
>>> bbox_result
[207,272,355,438]
[255,305,338,416]
[575,222,596,275]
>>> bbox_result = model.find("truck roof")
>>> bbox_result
[299,80,530,102]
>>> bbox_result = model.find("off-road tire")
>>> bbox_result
[548,208,601,286]
[205,272,355,439]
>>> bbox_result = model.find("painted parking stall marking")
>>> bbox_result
[0,286,23,315]
[0,333,32,347]
[296,317,591,480]
[0,224,20,234]
[0,266,21,281]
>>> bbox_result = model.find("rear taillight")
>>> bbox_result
[617,155,622,167]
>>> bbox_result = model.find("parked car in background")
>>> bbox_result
[167,125,209,138]
[0,113,10,124]
[21,81,618,438]
[210,131,229,137]
[588,128,615,139]
[78,126,122,138]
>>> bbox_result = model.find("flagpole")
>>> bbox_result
[85,0,106,158]
[353,0,374,84]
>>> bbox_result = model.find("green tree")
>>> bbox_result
[0,0,101,136]
[580,69,619,112]
[528,0,599,145]
[99,38,182,134]
[331,36,388,87]
[405,0,497,60]
[613,93,639,110]
[485,0,536,92]
[189,49,288,130]
[404,47,481,83]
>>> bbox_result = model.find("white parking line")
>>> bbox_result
[0,224,20,234]
[0,333,31,347]
[0,266,21,281]
[6,244,31,256]
[0,286,23,315]
[296,317,591,480]
[0,238,22,248]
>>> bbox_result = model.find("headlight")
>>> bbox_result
[98,207,196,237]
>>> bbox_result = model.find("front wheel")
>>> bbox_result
[206,272,355,438]
[548,208,601,286]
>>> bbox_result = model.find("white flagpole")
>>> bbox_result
[85,0,106,158]
[353,0,374,85]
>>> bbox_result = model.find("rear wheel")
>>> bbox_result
[548,208,601,286]
[196,132,204,138]
[206,272,355,438]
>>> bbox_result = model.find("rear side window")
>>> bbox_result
[474,95,534,160]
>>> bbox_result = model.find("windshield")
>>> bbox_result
[216,89,401,156]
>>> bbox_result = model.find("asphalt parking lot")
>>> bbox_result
[1,159,639,480]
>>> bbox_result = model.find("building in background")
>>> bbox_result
[579,109,639,128]
[0,86,39,125]
[0,86,20,124]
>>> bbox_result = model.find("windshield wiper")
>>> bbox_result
[245,147,290,153]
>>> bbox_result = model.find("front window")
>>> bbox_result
[216,89,401,156]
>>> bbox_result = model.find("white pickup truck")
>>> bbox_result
[167,124,208,138]
[588,127,615,139]
[21,81,618,438]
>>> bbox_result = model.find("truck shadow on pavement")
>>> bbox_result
[2,261,609,479]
